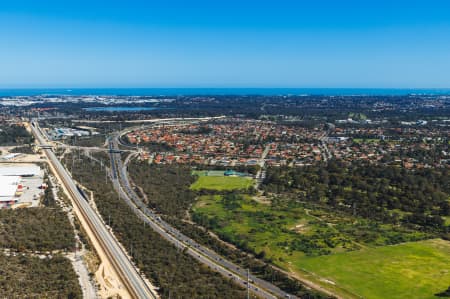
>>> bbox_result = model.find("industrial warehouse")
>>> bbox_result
[0,164,44,208]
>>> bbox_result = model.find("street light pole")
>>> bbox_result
[247,268,250,299]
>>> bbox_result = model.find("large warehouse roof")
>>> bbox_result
[0,175,21,199]
[0,165,41,177]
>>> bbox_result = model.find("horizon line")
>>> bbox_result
[2,87,450,90]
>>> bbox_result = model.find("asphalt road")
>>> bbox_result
[31,121,157,299]
[109,134,297,299]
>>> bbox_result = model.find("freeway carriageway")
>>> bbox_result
[108,132,298,299]
[30,121,158,299]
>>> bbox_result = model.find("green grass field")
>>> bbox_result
[193,194,359,259]
[299,239,450,299]
[190,176,254,191]
[192,194,443,299]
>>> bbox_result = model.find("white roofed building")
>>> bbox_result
[0,165,41,177]
[0,175,21,207]
[0,164,43,208]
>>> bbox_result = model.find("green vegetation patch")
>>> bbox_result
[443,216,450,226]
[193,194,435,298]
[129,162,197,218]
[67,134,106,147]
[263,163,450,231]
[67,152,247,298]
[0,254,82,298]
[130,162,327,298]
[193,194,428,259]
[0,124,33,146]
[193,194,358,260]
[299,239,450,299]
[0,208,75,252]
[190,176,254,191]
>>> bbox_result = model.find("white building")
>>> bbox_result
[1,153,22,161]
[0,165,41,177]
[0,176,21,207]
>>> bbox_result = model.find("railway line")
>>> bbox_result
[30,121,158,299]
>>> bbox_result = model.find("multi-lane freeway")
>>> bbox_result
[108,132,298,299]
[30,121,158,299]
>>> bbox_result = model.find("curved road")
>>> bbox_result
[109,133,298,299]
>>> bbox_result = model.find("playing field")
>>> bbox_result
[190,176,254,191]
[298,239,450,299]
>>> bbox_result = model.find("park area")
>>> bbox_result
[299,238,450,299]
[192,194,447,299]
[190,170,254,191]
[192,194,360,260]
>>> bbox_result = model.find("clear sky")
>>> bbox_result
[1,0,450,88]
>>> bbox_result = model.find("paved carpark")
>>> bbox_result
[15,172,45,208]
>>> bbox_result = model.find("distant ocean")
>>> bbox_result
[1,88,450,97]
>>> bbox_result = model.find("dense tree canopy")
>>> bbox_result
[129,160,330,298]
[65,152,248,298]
[263,161,450,231]
[0,208,75,252]
[0,254,82,298]
[129,162,197,218]
[0,124,33,145]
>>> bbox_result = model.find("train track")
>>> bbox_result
[30,121,157,299]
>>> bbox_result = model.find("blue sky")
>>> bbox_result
[1,0,450,88]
